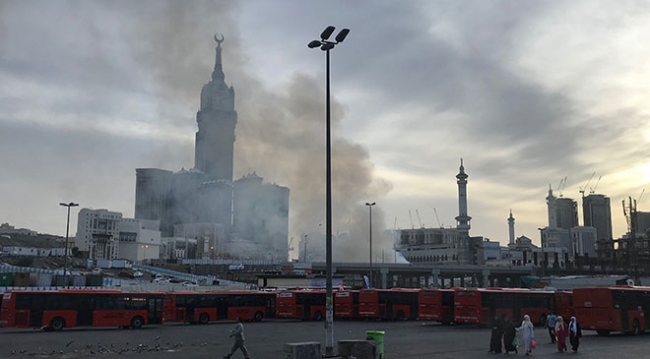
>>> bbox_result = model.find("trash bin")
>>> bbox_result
[366,330,385,359]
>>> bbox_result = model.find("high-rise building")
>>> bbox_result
[636,211,650,236]
[556,198,579,230]
[583,194,613,240]
[233,173,290,261]
[75,208,122,260]
[570,226,597,257]
[134,168,172,225]
[134,35,289,261]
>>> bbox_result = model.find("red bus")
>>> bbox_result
[334,290,359,319]
[358,288,419,320]
[417,288,454,324]
[165,290,276,324]
[573,286,650,335]
[0,290,166,331]
[275,290,325,320]
[453,288,552,325]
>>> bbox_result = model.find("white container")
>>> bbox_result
[97,259,112,269]
[112,259,132,269]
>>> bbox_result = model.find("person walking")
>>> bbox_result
[569,316,582,352]
[489,314,504,353]
[502,315,518,355]
[516,315,535,356]
[546,312,557,344]
[223,317,250,359]
[554,316,568,352]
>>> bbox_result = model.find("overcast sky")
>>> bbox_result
[1,0,649,254]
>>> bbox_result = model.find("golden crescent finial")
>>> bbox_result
[214,33,224,44]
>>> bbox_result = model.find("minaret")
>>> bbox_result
[194,33,237,181]
[455,159,472,263]
[546,184,557,228]
[508,209,515,246]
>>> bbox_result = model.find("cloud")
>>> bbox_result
[1,0,649,257]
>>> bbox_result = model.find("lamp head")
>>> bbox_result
[320,26,336,40]
[320,43,335,51]
[308,40,322,48]
[60,202,79,207]
[335,28,350,43]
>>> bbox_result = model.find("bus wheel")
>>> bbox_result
[596,330,611,336]
[198,313,209,324]
[254,311,264,322]
[130,316,144,329]
[633,319,641,335]
[313,311,323,321]
[395,310,405,321]
[49,317,65,331]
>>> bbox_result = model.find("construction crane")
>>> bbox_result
[408,210,415,229]
[415,209,423,228]
[433,207,443,228]
[589,175,603,194]
[557,176,568,197]
[579,172,596,198]
[639,189,645,207]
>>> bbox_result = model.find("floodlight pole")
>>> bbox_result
[60,202,79,288]
[366,202,376,287]
[308,26,349,358]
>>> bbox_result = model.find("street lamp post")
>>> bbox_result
[366,202,376,287]
[308,25,349,358]
[60,202,79,288]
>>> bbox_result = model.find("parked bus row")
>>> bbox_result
[2,286,650,336]
[0,289,275,331]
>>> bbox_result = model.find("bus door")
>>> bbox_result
[147,296,164,325]
[76,295,94,326]
[380,292,390,319]
[486,293,497,321]
[185,296,196,322]
[298,294,310,320]
[24,294,45,328]
[216,295,229,320]
[442,290,454,323]
[265,294,276,318]
[615,291,629,331]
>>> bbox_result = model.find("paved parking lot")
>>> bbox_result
[2,320,650,358]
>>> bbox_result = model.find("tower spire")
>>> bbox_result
[195,33,237,181]
[212,33,225,81]
[508,209,515,246]
[546,183,558,228]
[455,158,472,263]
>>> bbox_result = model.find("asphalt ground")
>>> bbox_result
[2,320,650,358]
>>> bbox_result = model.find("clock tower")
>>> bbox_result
[194,34,237,181]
